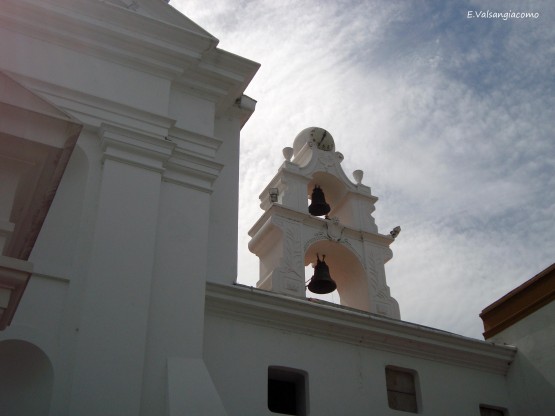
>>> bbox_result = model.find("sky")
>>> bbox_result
[173,0,554,339]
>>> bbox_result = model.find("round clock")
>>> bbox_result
[310,128,334,151]
[292,127,335,156]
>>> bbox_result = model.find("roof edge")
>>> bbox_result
[206,282,516,376]
[480,262,555,339]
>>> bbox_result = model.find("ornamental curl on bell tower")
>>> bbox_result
[248,127,400,319]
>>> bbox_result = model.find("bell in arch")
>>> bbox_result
[308,185,331,217]
[307,254,337,294]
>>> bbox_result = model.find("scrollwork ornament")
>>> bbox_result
[325,217,345,242]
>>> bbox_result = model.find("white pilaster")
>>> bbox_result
[69,125,172,415]
[140,173,216,414]
[205,117,242,284]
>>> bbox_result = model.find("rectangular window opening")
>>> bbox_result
[385,366,419,413]
[268,366,308,416]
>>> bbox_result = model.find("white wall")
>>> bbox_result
[492,301,555,416]
[0,1,256,414]
[204,311,512,416]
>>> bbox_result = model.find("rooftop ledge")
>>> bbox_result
[205,282,516,376]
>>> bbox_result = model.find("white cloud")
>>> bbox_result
[173,0,554,338]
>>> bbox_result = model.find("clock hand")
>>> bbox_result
[319,131,327,146]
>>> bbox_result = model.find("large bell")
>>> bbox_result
[308,254,337,294]
[308,185,330,217]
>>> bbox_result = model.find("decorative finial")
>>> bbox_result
[282,147,294,161]
[353,169,363,185]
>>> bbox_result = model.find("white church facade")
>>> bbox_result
[0,1,554,415]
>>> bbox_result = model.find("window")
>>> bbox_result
[480,405,506,416]
[268,366,308,416]
[385,366,419,413]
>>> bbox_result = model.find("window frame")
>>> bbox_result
[268,366,309,416]
[385,365,420,413]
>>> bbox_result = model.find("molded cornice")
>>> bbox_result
[248,204,394,247]
[100,123,173,172]
[164,146,223,193]
[0,0,212,78]
[206,282,516,375]
[99,123,222,192]
[11,75,176,135]
[0,0,260,106]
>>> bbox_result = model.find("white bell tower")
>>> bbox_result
[248,127,400,319]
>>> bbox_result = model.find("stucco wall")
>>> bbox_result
[492,301,555,416]
[0,1,258,414]
[204,307,512,416]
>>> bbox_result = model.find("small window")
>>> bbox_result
[268,366,308,416]
[480,405,506,416]
[385,366,419,413]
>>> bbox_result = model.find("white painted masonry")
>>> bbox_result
[481,264,555,416]
[249,127,400,318]
[498,302,555,415]
[0,1,553,415]
[0,0,257,414]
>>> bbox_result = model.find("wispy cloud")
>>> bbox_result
[174,0,554,338]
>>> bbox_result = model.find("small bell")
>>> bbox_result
[307,254,337,294]
[308,185,331,217]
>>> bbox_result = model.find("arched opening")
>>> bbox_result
[306,172,347,217]
[304,240,369,311]
[0,340,54,415]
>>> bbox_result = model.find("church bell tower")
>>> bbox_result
[248,127,400,319]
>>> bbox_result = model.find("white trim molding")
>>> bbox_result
[205,282,516,376]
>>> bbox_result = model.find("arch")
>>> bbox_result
[307,171,349,212]
[305,240,370,311]
[0,339,54,415]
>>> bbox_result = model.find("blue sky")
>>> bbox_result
[174,0,554,339]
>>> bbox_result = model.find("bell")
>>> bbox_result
[308,254,337,294]
[308,185,331,217]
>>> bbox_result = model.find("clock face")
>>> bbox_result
[311,129,334,151]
